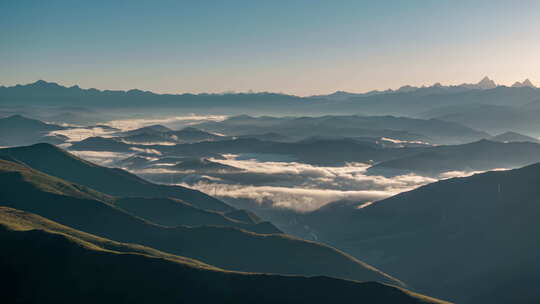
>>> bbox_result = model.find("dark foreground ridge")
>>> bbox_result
[0,207,450,304]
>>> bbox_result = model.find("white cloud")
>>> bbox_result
[69,150,132,166]
[168,155,439,211]
[105,114,226,131]
[209,155,437,191]
[438,168,508,179]
[49,126,116,142]
[129,147,162,155]
[48,114,227,142]
[179,182,394,212]
[71,150,498,212]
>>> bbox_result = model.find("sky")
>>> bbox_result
[2,0,540,96]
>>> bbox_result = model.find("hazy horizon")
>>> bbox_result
[2,75,538,97]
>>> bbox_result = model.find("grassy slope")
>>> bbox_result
[0,144,281,234]
[309,162,540,303]
[0,206,449,304]
[0,143,231,212]
[0,159,399,285]
[114,197,281,234]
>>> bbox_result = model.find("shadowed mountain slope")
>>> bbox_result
[0,207,447,304]
[0,159,399,284]
[297,163,540,303]
[114,197,280,234]
[0,143,231,212]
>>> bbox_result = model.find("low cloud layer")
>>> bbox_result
[69,150,132,166]
[69,151,496,212]
[180,182,397,212]
[156,154,438,212]
[50,126,116,142]
[105,114,226,131]
[49,114,227,142]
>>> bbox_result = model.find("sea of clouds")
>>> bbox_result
[172,155,438,211]
[52,114,502,212]
[50,114,226,142]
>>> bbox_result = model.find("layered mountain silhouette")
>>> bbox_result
[418,102,540,135]
[71,134,540,174]
[5,78,540,303]
[0,207,447,304]
[368,139,540,176]
[0,143,230,212]
[0,157,400,284]
[2,79,539,119]
[195,115,488,144]
[0,80,304,112]
[118,124,173,136]
[114,125,225,144]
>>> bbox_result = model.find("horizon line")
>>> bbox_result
[1,76,538,98]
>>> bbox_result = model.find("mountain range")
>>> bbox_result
[193,114,489,144]
[70,133,540,176]
[2,78,539,118]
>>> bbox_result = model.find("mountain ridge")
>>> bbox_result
[0,158,401,285]
[0,206,448,304]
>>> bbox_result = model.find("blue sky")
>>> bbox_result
[2,0,539,95]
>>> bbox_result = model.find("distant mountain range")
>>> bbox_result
[1,78,539,118]
[312,76,505,101]
[4,78,540,136]
[193,115,489,144]
[116,125,226,144]
[5,114,537,176]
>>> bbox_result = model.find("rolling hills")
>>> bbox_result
[0,158,400,284]
[0,207,448,304]
[0,143,231,212]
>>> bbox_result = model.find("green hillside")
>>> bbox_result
[0,207,449,304]
[0,159,400,285]
[0,143,231,212]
